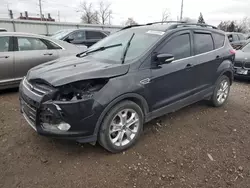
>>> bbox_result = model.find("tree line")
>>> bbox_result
[79,2,250,33]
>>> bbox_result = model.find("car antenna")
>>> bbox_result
[121,33,135,64]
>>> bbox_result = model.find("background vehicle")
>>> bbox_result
[20,22,234,153]
[227,32,247,49]
[234,42,250,79]
[0,32,87,90]
[51,29,109,47]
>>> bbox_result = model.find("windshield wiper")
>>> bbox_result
[121,33,135,64]
[76,43,122,58]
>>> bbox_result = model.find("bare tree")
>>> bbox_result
[125,18,138,26]
[98,1,112,25]
[161,9,170,23]
[79,1,99,24]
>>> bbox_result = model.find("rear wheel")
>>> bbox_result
[210,75,230,107]
[98,100,144,153]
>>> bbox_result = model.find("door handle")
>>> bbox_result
[0,56,9,59]
[43,53,53,56]
[216,55,220,59]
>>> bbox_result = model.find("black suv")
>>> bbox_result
[51,29,109,47]
[20,22,235,153]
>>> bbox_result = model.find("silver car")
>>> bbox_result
[0,32,87,89]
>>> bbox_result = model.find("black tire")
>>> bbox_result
[98,100,144,153]
[210,75,230,107]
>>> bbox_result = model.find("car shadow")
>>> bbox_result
[0,87,19,96]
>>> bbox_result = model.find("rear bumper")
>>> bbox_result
[19,78,104,143]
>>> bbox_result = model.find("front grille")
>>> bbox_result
[244,63,250,69]
[21,98,37,125]
[234,61,243,67]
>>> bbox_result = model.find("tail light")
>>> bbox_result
[229,49,236,55]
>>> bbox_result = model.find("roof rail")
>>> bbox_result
[120,24,143,30]
[146,21,186,25]
[171,23,217,29]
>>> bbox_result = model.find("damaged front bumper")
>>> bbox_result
[19,78,104,143]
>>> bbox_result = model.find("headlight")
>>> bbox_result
[55,79,108,101]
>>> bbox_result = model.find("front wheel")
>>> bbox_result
[98,100,144,153]
[210,75,230,107]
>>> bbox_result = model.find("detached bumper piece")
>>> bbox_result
[19,78,103,143]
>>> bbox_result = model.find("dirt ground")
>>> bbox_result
[0,80,250,188]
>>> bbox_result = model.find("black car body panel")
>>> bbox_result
[19,23,234,144]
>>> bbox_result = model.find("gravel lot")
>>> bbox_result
[0,80,250,188]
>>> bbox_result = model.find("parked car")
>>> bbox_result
[0,32,87,90]
[227,32,247,50]
[234,42,250,79]
[51,29,109,47]
[20,22,234,153]
[0,28,7,32]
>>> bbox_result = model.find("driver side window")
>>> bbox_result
[68,31,85,41]
[159,33,191,61]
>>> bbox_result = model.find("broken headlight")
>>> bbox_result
[55,79,108,101]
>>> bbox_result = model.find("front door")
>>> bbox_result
[0,36,14,85]
[148,30,196,111]
[14,36,59,80]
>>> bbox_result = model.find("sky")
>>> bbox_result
[1,0,250,26]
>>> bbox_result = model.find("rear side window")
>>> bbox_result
[213,33,225,49]
[159,33,191,61]
[0,36,9,52]
[86,31,106,40]
[42,39,62,50]
[238,34,245,40]
[194,33,214,55]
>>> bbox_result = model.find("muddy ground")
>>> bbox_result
[0,80,250,188]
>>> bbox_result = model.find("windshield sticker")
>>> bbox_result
[146,30,165,35]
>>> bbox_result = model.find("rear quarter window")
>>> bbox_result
[212,33,225,49]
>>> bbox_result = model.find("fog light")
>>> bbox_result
[42,122,71,132]
[57,123,71,131]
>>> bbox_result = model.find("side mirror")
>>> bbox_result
[228,38,233,42]
[156,54,175,64]
[66,36,74,43]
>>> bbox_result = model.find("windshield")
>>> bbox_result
[51,30,73,40]
[242,42,250,52]
[86,28,164,64]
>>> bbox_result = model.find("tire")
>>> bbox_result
[98,100,144,153]
[210,75,230,107]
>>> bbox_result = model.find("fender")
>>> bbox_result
[94,93,149,136]
[216,59,234,84]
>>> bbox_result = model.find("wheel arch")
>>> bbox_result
[94,93,149,136]
[216,59,234,85]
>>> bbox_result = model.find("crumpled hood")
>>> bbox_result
[27,56,129,86]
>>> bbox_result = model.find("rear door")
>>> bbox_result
[85,31,107,47]
[0,36,15,85]
[14,36,59,79]
[191,30,220,92]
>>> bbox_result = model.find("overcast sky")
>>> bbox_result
[1,0,250,26]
